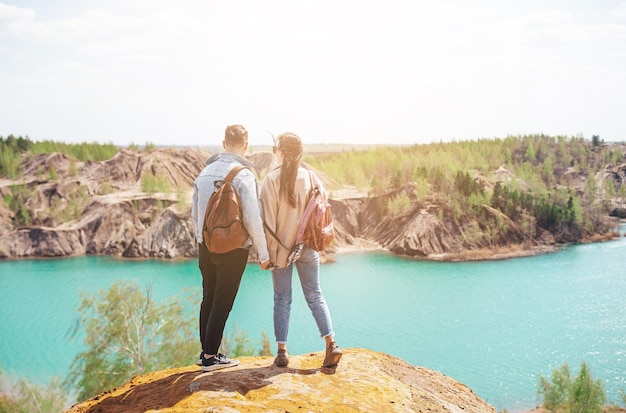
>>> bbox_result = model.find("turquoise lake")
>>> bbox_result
[1,229,625,412]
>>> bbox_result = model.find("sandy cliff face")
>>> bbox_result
[330,184,559,260]
[0,148,206,259]
[0,147,620,260]
[64,348,497,413]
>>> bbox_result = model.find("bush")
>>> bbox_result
[386,192,411,216]
[0,135,32,178]
[538,361,606,413]
[0,370,67,413]
[221,323,272,357]
[63,281,271,402]
[141,171,172,193]
[0,146,21,179]
[65,281,197,401]
[4,185,37,227]
[30,140,118,162]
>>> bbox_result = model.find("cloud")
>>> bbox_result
[0,2,43,38]
[1,1,625,144]
[610,3,626,18]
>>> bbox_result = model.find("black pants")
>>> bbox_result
[198,243,249,355]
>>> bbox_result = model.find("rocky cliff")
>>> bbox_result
[0,148,205,258]
[0,147,622,260]
[64,348,497,413]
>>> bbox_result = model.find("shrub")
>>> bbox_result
[64,281,270,402]
[141,171,172,193]
[65,281,197,401]
[30,140,118,162]
[0,135,34,177]
[4,185,37,227]
[48,166,57,181]
[0,370,67,413]
[386,192,411,216]
[538,361,606,413]
[0,146,22,179]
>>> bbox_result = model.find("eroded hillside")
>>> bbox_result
[0,144,624,260]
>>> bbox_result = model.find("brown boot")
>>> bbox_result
[322,341,342,368]
[274,349,289,367]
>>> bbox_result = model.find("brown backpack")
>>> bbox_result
[202,165,251,253]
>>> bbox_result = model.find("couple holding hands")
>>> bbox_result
[191,125,342,373]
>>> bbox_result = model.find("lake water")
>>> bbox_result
[1,229,625,413]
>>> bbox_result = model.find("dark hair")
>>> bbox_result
[276,132,303,208]
[224,124,248,147]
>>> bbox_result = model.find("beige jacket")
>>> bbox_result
[260,166,325,268]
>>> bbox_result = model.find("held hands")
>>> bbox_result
[260,260,275,270]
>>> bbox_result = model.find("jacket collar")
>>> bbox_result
[205,152,254,168]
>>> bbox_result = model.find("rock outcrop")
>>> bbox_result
[64,348,496,413]
[610,207,626,219]
[0,147,621,260]
[0,148,206,259]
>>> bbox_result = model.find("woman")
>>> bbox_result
[260,132,342,370]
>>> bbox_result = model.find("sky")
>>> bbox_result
[1,1,625,147]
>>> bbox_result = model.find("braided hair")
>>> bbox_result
[276,132,303,208]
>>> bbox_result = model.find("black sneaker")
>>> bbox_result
[201,353,240,372]
[197,351,204,366]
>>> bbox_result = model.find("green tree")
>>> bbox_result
[222,323,255,356]
[258,331,272,356]
[538,361,606,413]
[569,362,605,413]
[30,140,118,162]
[525,141,536,162]
[0,370,67,413]
[0,146,21,178]
[65,281,197,402]
[591,135,602,147]
[386,192,411,216]
[538,363,571,411]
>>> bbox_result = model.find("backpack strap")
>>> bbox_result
[224,164,249,184]
[214,164,250,190]
[308,170,317,189]
[263,170,314,249]
[264,170,323,249]
[263,222,291,251]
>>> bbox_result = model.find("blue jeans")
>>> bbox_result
[272,246,334,343]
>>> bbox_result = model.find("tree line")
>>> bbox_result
[0,135,153,179]
[3,133,624,244]
[306,134,625,242]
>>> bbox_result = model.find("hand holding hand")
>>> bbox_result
[260,260,274,270]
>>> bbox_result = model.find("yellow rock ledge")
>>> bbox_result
[65,348,496,413]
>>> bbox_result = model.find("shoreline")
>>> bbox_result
[330,228,623,263]
[1,229,622,263]
[330,241,564,263]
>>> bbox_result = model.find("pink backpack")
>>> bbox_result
[298,171,334,252]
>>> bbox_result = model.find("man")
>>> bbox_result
[192,124,272,371]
